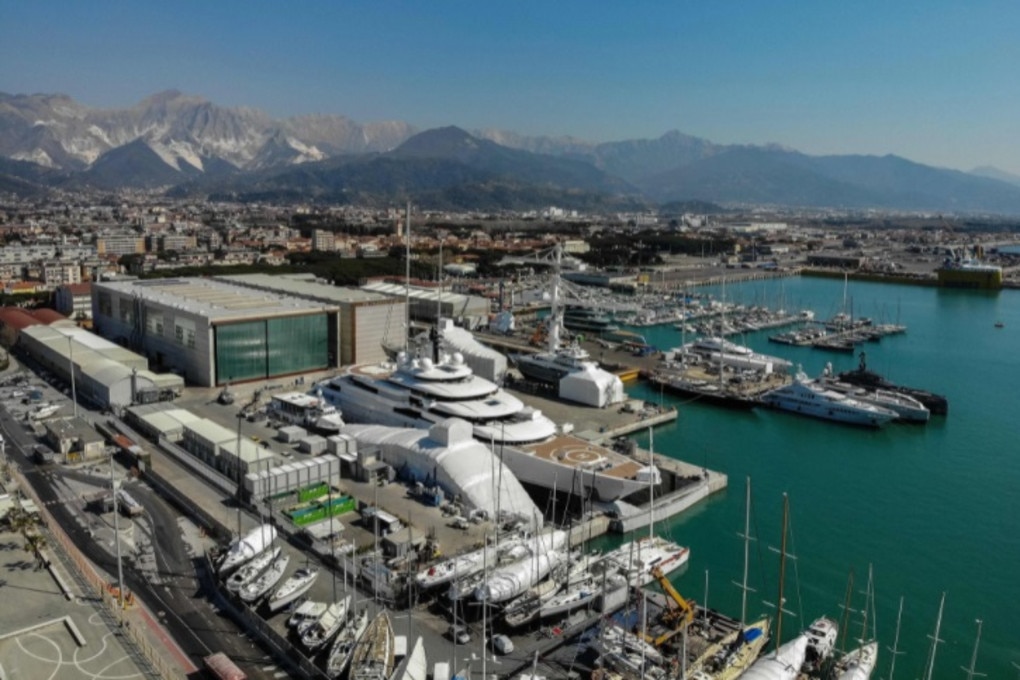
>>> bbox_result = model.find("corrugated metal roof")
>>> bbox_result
[94,277,337,322]
[184,418,236,445]
[218,273,397,305]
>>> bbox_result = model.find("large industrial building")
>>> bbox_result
[360,280,490,329]
[92,278,342,387]
[215,273,407,366]
[0,307,185,410]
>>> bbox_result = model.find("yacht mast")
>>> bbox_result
[886,596,905,680]
[734,476,754,625]
[548,243,562,354]
[404,202,411,354]
[774,493,790,650]
[648,427,655,540]
[961,619,985,680]
[923,592,946,680]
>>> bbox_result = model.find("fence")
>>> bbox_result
[11,468,193,680]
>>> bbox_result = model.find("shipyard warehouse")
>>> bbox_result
[91,276,406,386]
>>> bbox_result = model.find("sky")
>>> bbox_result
[3,1,1020,174]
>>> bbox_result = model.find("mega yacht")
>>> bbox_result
[837,352,948,415]
[817,372,930,423]
[562,306,619,334]
[677,336,792,374]
[267,390,345,434]
[512,342,598,385]
[761,370,899,427]
[316,348,557,446]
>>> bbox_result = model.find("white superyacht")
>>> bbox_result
[761,368,899,427]
[317,345,557,446]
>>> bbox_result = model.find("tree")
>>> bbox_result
[4,505,48,570]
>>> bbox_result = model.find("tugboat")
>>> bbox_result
[837,352,948,415]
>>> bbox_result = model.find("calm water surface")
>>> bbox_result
[596,276,1019,678]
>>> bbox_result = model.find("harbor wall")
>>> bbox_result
[611,480,711,534]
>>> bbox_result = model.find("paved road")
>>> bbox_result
[0,405,285,680]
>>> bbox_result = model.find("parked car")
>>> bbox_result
[447,624,471,645]
[489,634,514,655]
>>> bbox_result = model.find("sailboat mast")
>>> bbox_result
[775,493,790,650]
[404,202,411,354]
[961,619,984,680]
[838,569,855,654]
[886,596,904,680]
[548,243,562,354]
[740,476,751,625]
[923,592,946,680]
[648,427,655,540]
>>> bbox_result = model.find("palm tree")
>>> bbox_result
[24,531,48,570]
[4,505,47,569]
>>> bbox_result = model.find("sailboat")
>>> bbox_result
[740,494,809,680]
[688,478,771,679]
[225,546,281,592]
[600,430,689,588]
[300,595,351,651]
[831,565,879,679]
[349,610,395,680]
[326,607,369,678]
[239,553,290,603]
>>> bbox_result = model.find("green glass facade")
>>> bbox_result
[215,314,329,384]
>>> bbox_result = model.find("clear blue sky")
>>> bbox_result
[3,1,1020,173]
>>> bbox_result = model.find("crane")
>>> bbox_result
[639,566,697,648]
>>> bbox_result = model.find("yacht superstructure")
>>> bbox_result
[317,349,557,446]
[268,390,345,434]
[762,370,899,427]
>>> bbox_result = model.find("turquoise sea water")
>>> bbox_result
[598,276,1019,678]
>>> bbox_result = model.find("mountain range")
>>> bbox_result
[4,90,1020,214]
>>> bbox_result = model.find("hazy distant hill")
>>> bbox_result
[181,127,645,210]
[971,165,1020,188]
[6,89,1020,214]
[640,147,1020,213]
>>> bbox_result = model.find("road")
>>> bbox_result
[0,403,286,680]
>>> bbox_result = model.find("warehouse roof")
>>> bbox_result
[217,273,397,305]
[94,277,338,322]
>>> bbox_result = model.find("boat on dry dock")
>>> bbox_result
[225,546,281,592]
[349,610,395,680]
[218,524,277,574]
[474,530,569,603]
[301,595,351,651]
[267,566,319,613]
[326,607,369,679]
[239,553,290,603]
[503,576,562,628]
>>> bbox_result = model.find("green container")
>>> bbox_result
[298,482,329,503]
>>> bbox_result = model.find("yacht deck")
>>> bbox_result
[520,435,645,479]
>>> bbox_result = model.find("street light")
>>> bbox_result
[67,335,78,420]
[110,451,125,610]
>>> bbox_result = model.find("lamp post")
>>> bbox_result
[67,335,78,419]
[110,451,125,609]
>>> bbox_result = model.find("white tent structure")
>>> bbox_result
[342,419,540,529]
